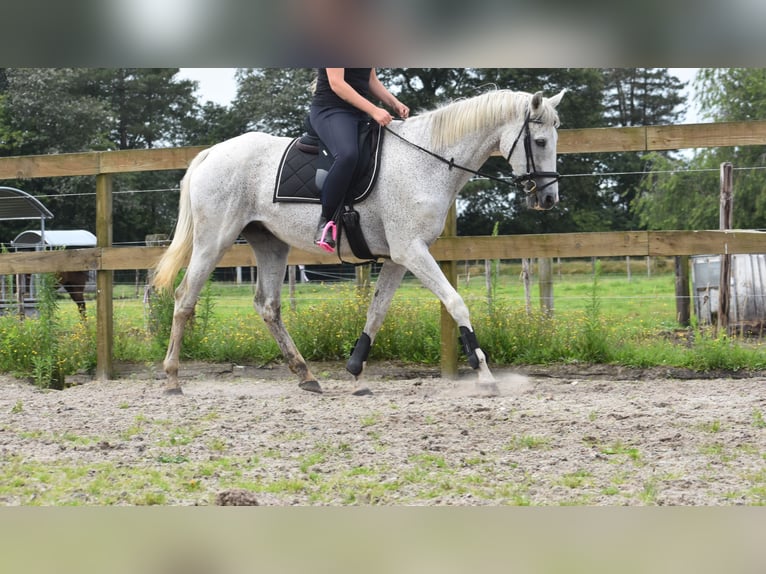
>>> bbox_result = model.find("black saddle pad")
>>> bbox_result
[273,122,383,204]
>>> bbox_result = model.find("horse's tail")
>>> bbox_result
[153,149,210,292]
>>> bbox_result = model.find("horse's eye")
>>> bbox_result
[535,138,547,148]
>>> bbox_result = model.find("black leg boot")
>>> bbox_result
[314,216,328,243]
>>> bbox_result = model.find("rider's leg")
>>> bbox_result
[309,107,362,251]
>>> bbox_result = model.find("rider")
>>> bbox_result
[310,68,410,253]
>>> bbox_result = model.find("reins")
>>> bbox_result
[384,110,560,194]
[330,106,560,264]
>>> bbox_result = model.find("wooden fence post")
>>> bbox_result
[288,265,297,312]
[439,203,458,378]
[521,258,532,314]
[95,174,114,381]
[15,273,23,318]
[675,255,690,326]
[484,258,491,309]
[538,257,554,315]
[355,264,371,294]
[718,162,733,333]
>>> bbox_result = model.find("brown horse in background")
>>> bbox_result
[10,271,90,319]
[56,270,89,319]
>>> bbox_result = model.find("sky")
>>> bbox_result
[670,67,701,123]
[178,68,238,106]
[178,68,703,123]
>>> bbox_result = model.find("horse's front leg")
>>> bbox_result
[347,261,407,395]
[392,240,499,396]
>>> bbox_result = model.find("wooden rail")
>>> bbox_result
[1,230,764,275]
[1,121,766,179]
[0,147,207,179]
[557,120,766,153]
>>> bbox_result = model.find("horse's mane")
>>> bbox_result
[423,90,561,150]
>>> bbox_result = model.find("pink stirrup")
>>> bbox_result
[316,220,337,253]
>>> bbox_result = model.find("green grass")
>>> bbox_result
[559,469,593,489]
[2,260,766,383]
[600,441,642,462]
[1,431,760,505]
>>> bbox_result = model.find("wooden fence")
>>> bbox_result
[2,120,766,380]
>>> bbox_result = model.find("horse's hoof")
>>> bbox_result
[299,379,323,394]
[164,386,183,396]
[352,387,373,396]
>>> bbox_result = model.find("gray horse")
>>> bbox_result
[154,88,566,396]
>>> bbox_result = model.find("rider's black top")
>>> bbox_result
[312,68,372,111]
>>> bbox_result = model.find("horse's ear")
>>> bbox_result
[547,88,567,109]
[531,91,543,111]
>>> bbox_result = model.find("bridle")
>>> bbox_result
[505,111,561,194]
[384,109,560,196]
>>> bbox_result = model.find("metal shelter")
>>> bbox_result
[0,186,54,240]
[11,229,96,250]
[0,187,55,315]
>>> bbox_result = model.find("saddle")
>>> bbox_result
[273,117,383,204]
[273,117,384,261]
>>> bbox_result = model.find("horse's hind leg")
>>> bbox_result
[61,281,87,320]
[73,296,86,319]
[242,226,321,393]
[163,246,229,394]
[346,261,407,395]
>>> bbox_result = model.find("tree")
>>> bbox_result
[456,68,609,235]
[600,68,687,230]
[0,68,202,243]
[75,69,202,241]
[696,68,766,123]
[1,68,201,154]
[233,68,315,137]
[632,152,717,230]
[693,68,766,229]
[636,69,766,231]
[379,68,484,113]
[603,68,685,127]
[82,68,198,150]
[1,68,110,156]
[0,69,110,242]
[180,101,247,146]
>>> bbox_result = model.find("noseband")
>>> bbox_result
[505,111,560,194]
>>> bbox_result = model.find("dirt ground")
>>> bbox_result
[1,361,765,506]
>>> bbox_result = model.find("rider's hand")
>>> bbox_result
[371,107,393,127]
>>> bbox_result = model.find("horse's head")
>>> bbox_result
[502,89,566,211]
